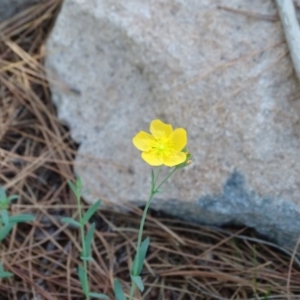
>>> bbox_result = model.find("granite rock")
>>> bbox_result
[46,0,300,247]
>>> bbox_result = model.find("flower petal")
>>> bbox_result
[132,131,155,151]
[150,119,173,138]
[162,151,186,167]
[141,151,163,166]
[169,128,187,151]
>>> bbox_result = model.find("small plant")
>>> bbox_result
[65,119,191,299]
[0,186,35,279]
[115,119,192,299]
[62,178,109,300]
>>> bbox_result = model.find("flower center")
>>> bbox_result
[152,137,174,157]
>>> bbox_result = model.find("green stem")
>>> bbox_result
[155,167,177,191]
[129,191,154,300]
[77,194,90,300]
[135,194,153,263]
[129,167,177,300]
[153,165,162,187]
[129,281,136,300]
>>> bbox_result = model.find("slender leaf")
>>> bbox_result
[7,195,18,203]
[78,265,88,295]
[1,210,9,226]
[76,177,83,191]
[0,223,14,242]
[132,255,138,275]
[89,292,109,299]
[0,263,12,278]
[0,187,6,202]
[9,214,35,223]
[0,270,13,278]
[131,275,144,292]
[68,180,79,198]
[61,217,82,228]
[83,223,95,258]
[113,279,126,300]
[132,237,150,276]
[0,265,13,278]
[82,200,101,225]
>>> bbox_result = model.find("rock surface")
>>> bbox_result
[0,0,43,22]
[46,0,300,247]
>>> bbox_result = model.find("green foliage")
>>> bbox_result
[0,186,35,279]
[82,200,101,225]
[127,167,181,299]
[0,186,18,210]
[68,178,82,199]
[132,237,150,276]
[114,279,126,300]
[0,263,13,279]
[130,275,144,292]
[81,223,96,261]
[78,265,89,295]
[63,179,107,300]
[7,214,35,223]
[61,217,82,228]
[89,292,109,299]
[0,223,14,242]
[67,165,182,300]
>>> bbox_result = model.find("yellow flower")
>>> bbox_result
[133,119,187,167]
